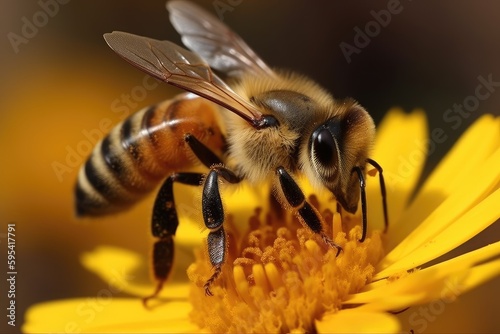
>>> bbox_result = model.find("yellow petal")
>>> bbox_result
[388,114,500,249]
[23,299,197,333]
[315,310,401,333]
[381,259,500,308]
[81,246,190,299]
[346,271,439,310]
[376,187,500,278]
[350,241,500,308]
[459,259,500,295]
[367,109,428,231]
[413,241,500,299]
[380,146,500,269]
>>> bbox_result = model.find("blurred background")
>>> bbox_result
[1,0,499,332]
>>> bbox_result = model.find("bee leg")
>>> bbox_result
[202,167,241,296]
[353,167,368,242]
[185,133,223,167]
[186,133,242,295]
[276,166,342,256]
[143,172,204,307]
[366,158,388,233]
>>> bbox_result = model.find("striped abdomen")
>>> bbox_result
[75,94,225,216]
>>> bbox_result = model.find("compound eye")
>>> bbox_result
[312,128,337,166]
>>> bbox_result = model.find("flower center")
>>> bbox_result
[187,195,385,333]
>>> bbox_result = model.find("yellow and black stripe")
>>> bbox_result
[75,95,225,217]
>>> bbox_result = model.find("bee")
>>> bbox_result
[76,0,388,301]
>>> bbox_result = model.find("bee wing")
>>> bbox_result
[104,31,264,126]
[167,0,275,78]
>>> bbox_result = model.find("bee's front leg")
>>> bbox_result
[276,166,342,256]
[366,158,389,233]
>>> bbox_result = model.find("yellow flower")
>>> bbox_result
[23,110,500,333]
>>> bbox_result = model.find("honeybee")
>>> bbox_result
[76,1,388,301]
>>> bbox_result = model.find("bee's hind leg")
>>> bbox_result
[143,172,204,307]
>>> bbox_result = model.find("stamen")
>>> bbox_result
[252,264,270,294]
[187,196,385,333]
[233,265,251,304]
[264,262,283,290]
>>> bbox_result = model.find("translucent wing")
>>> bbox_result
[167,0,275,78]
[104,31,265,126]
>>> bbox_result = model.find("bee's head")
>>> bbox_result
[306,99,375,213]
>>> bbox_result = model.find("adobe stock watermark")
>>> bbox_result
[442,74,500,130]
[408,277,466,333]
[212,0,243,21]
[340,0,411,64]
[51,74,159,182]
[7,0,71,54]
[383,73,499,191]
[63,267,134,333]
